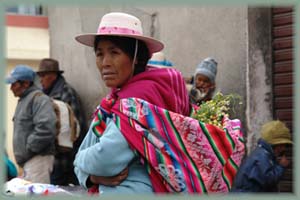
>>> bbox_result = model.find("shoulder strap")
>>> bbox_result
[32,91,44,100]
[30,91,44,114]
[52,99,80,142]
[66,103,79,142]
[52,99,61,137]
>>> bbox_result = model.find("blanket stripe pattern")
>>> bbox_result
[91,97,245,193]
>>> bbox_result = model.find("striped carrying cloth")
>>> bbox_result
[92,97,245,194]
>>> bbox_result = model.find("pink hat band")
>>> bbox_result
[97,26,142,35]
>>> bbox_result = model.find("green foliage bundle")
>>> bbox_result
[192,92,242,128]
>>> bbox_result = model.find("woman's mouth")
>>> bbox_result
[102,72,116,80]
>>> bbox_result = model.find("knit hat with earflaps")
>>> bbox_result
[194,57,217,83]
[261,120,293,145]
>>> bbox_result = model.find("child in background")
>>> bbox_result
[231,120,292,192]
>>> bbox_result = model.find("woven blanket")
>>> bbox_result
[92,97,245,193]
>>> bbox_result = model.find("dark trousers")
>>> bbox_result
[50,151,78,186]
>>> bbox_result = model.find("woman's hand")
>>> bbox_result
[89,167,129,186]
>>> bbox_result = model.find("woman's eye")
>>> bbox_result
[96,52,103,57]
[111,50,120,55]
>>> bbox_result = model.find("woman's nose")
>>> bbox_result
[197,81,204,86]
[102,55,111,66]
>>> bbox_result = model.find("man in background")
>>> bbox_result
[187,57,218,105]
[37,58,87,185]
[6,65,56,183]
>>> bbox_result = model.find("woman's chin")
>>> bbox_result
[104,80,117,88]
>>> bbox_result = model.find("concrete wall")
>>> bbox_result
[246,7,273,152]
[47,5,273,151]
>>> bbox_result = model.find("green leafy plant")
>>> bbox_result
[192,92,242,128]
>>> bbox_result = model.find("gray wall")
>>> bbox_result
[47,5,273,150]
[246,7,273,152]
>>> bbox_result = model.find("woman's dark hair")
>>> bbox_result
[94,36,150,75]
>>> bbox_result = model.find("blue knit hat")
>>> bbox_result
[5,65,36,84]
[194,57,218,83]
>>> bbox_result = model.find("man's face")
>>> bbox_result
[37,72,57,90]
[10,81,28,97]
[195,74,215,94]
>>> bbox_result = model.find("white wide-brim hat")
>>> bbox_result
[75,12,164,55]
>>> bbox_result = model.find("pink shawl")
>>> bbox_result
[110,67,190,116]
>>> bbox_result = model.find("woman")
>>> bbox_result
[74,12,244,195]
[188,57,218,105]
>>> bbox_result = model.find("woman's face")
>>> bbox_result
[195,74,215,93]
[95,39,133,88]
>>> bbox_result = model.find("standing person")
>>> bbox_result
[231,120,292,192]
[73,12,244,195]
[188,57,218,105]
[36,58,87,185]
[5,65,56,184]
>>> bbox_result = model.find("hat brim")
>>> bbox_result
[75,33,164,55]
[36,70,64,74]
[5,76,17,84]
[271,139,293,145]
